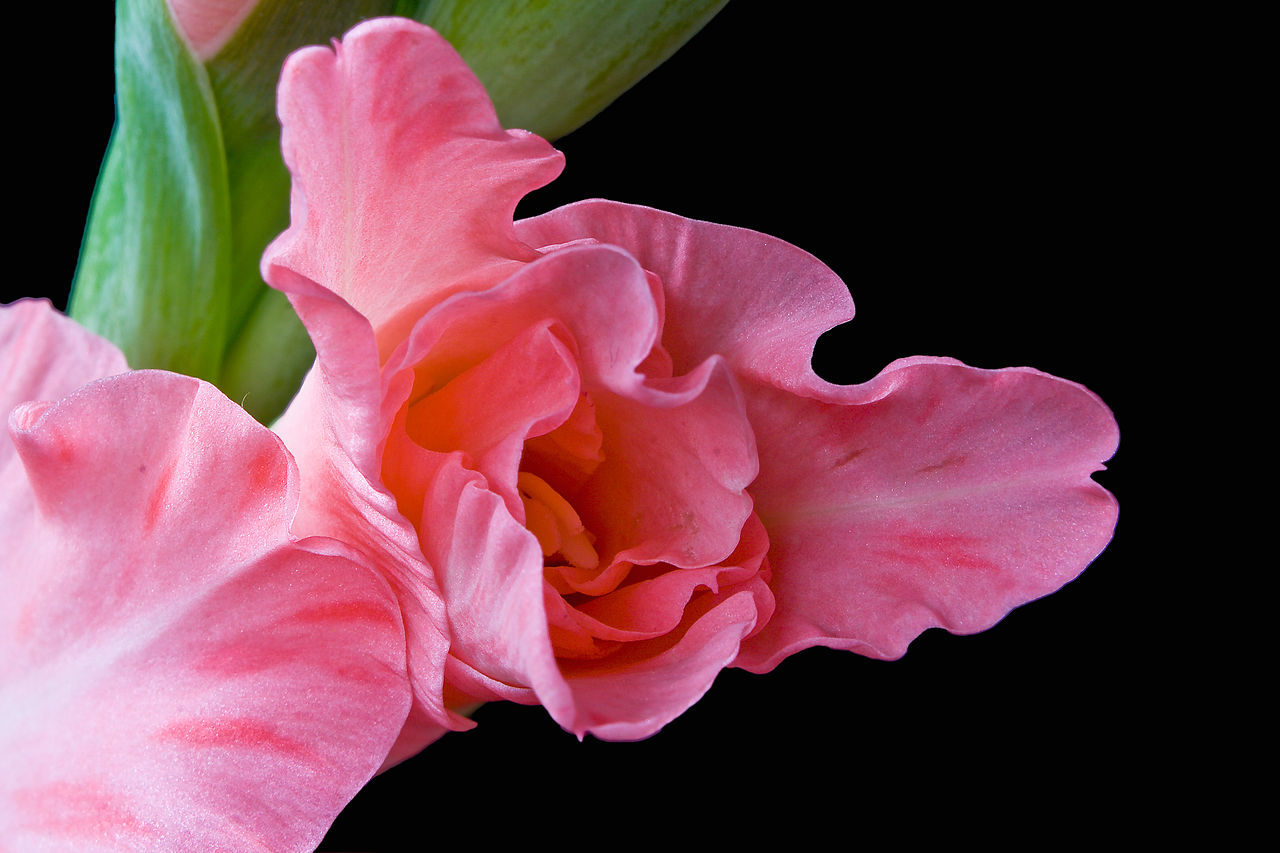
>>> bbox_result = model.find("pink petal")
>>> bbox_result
[734,358,1118,668]
[268,281,462,755]
[263,17,564,359]
[403,320,583,517]
[262,21,582,739]
[569,513,773,642]
[407,445,561,712]
[2,300,128,569]
[1,369,410,850]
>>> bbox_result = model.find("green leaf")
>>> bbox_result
[204,0,397,421]
[416,0,731,140]
[69,0,231,381]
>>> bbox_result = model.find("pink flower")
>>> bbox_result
[264,18,1119,756]
[0,299,411,850]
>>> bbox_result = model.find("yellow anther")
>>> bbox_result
[517,471,600,570]
[557,528,599,570]
[522,495,561,557]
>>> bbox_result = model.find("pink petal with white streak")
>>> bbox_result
[0,357,409,849]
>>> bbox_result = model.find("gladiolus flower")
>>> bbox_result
[263,18,1118,758]
[0,300,412,850]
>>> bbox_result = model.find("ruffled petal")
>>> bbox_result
[557,577,771,740]
[380,244,765,738]
[515,199,852,395]
[394,243,758,570]
[734,358,1119,668]
[263,17,564,359]
[0,370,409,851]
[578,360,756,570]
[404,320,582,517]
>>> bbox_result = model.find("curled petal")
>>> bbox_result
[381,246,764,738]
[1,300,129,563]
[557,575,772,741]
[1,370,409,850]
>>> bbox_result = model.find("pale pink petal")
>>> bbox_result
[262,21,583,739]
[734,358,1119,668]
[0,370,409,850]
[166,0,259,60]
[411,447,562,713]
[370,249,666,724]
[263,17,565,359]
[386,243,663,405]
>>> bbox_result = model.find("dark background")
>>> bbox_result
[15,2,1157,847]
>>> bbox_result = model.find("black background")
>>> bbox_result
[14,2,1158,847]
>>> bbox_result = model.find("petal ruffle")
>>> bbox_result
[515,199,853,396]
[1,369,410,851]
[263,17,565,359]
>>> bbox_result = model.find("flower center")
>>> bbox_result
[517,471,599,570]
